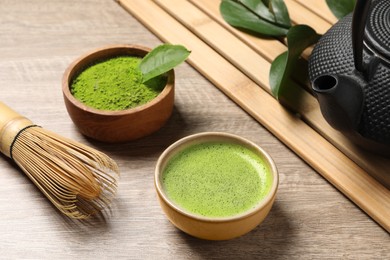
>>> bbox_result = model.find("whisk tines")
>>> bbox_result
[11,126,119,219]
[0,101,120,219]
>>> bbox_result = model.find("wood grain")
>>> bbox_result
[0,0,388,259]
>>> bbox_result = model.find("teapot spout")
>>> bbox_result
[312,74,364,133]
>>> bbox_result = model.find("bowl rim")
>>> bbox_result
[155,132,279,223]
[62,44,175,116]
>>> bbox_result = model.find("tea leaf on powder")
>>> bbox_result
[139,44,191,83]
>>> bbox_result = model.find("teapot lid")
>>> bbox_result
[365,0,390,61]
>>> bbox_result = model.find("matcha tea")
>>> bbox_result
[71,56,167,111]
[162,142,273,218]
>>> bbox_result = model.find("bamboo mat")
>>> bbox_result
[118,0,390,232]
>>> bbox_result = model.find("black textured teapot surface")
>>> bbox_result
[309,0,390,156]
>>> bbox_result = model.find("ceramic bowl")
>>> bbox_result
[62,44,175,142]
[155,132,279,240]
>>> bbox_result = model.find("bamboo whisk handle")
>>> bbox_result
[0,102,35,158]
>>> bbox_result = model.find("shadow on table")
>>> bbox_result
[83,105,192,160]
[176,201,296,259]
[48,105,191,233]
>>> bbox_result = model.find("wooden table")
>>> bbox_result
[0,0,388,258]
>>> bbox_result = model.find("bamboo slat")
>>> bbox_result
[284,0,332,34]
[293,0,339,24]
[187,0,287,62]
[118,0,390,231]
[155,0,272,93]
[182,0,390,190]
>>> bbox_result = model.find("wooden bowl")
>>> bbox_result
[62,44,175,143]
[155,132,279,240]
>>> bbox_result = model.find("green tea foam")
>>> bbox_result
[162,141,272,218]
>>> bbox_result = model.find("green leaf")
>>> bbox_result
[139,44,191,83]
[238,0,276,23]
[220,0,289,37]
[262,0,270,5]
[269,51,288,99]
[269,25,321,99]
[269,0,292,28]
[326,0,356,19]
[269,51,288,97]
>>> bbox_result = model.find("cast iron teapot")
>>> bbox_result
[309,0,390,155]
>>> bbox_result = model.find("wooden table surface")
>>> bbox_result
[0,0,388,259]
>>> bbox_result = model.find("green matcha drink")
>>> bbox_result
[70,56,167,111]
[162,141,273,218]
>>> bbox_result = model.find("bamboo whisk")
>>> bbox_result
[0,102,119,219]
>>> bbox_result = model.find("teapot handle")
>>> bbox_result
[352,0,372,73]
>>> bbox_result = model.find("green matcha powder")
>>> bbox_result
[71,56,167,111]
